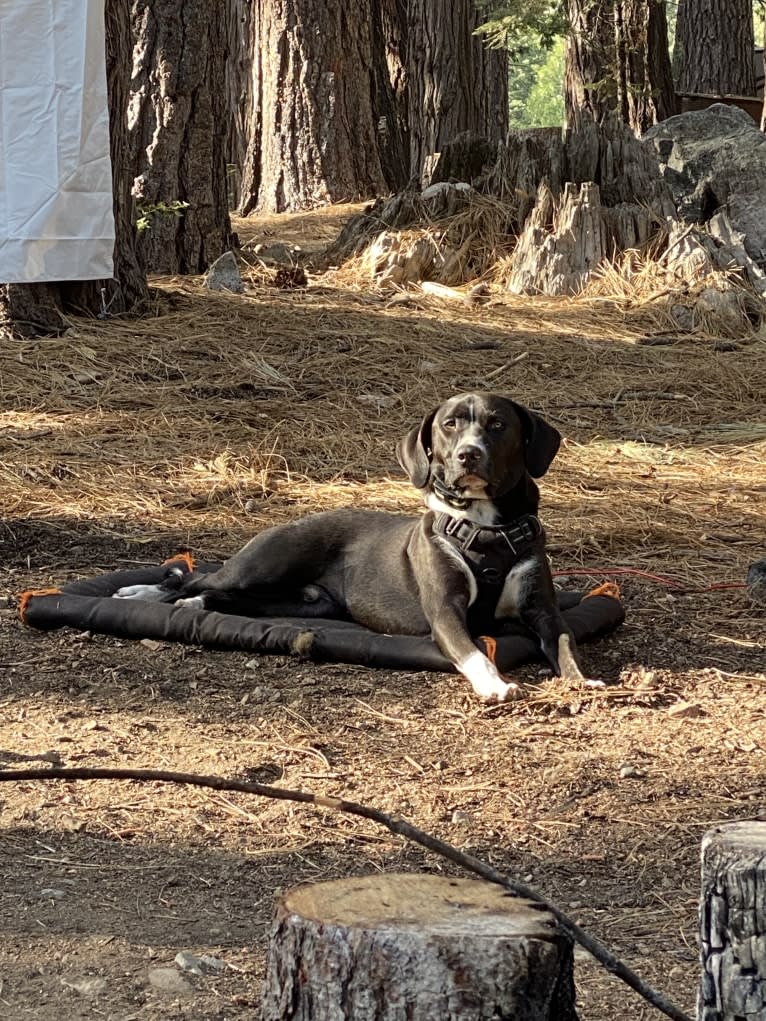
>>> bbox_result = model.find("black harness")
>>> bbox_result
[433,509,544,625]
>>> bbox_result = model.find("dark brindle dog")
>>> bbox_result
[116,392,593,700]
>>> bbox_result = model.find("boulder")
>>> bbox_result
[643,105,766,267]
[203,251,243,293]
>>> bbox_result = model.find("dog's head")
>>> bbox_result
[396,392,561,501]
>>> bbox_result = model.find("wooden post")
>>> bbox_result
[261,873,578,1021]
[698,821,766,1021]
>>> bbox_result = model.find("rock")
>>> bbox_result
[421,181,471,202]
[670,303,696,332]
[667,701,708,719]
[747,559,766,603]
[39,887,67,900]
[644,105,766,267]
[61,976,107,997]
[175,951,227,976]
[253,242,301,265]
[450,809,473,825]
[204,251,243,293]
[147,967,194,996]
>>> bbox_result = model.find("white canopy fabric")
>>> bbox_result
[0,0,115,283]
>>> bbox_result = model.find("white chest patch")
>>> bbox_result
[426,492,499,526]
[494,557,537,619]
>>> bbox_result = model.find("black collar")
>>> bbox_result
[434,511,543,586]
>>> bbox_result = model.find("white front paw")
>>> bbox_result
[459,651,523,702]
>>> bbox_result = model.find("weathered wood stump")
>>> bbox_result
[261,873,578,1021]
[698,821,766,1021]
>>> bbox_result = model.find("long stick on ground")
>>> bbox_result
[0,766,692,1021]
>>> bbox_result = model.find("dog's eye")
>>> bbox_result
[488,419,505,432]
[443,418,457,430]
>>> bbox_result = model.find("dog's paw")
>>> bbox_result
[459,651,524,702]
[113,583,166,601]
[583,677,606,689]
[174,596,206,610]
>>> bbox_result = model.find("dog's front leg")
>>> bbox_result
[521,602,604,688]
[418,559,522,702]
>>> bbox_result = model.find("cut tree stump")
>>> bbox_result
[698,821,766,1021]
[261,873,578,1021]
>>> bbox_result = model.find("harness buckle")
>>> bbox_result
[443,516,480,551]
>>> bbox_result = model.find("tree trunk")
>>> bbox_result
[0,0,148,339]
[238,1,262,217]
[129,0,234,273]
[223,0,253,211]
[406,0,509,185]
[675,0,756,96]
[245,0,399,214]
[261,874,578,1021]
[698,821,766,1021]
[565,0,677,134]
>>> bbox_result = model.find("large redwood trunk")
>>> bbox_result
[406,0,508,183]
[674,0,756,95]
[0,0,148,339]
[245,0,398,214]
[128,0,234,273]
[565,0,677,133]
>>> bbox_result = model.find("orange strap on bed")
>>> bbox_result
[162,551,195,571]
[584,582,621,600]
[480,635,498,665]
[18,588,62,624]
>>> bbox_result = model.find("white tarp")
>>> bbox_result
[0,0,115,283]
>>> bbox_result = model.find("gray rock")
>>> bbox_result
[204,251,243,293]
[61,976,108,997]
[644,106,766,266]
[147,967,194,996]
[253,242,301,265]
[175,951,227,976]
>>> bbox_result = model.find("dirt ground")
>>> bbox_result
[0,205,765,1021]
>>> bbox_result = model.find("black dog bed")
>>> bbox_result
[20,557,624,673]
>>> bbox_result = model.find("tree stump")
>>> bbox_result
[698,821,766,1021]
[261,873,578,1021]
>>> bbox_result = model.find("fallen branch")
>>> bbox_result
[0,766,692,1021]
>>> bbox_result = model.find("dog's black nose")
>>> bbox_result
[456,444,483,467]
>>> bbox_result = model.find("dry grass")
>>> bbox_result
[0,203,765,1021]
[1,207,764,578]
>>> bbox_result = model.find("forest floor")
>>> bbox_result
[0,204,764,1021]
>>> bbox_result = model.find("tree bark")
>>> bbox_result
[0,0,148,339]
[675,0,756,96]
[406,0,508,184]
[223,0,253,211]
[565,0,677,134]
[245,0,398,214]
[698,821,766,1021]
[129,0,234,273]
[261,874,578,1021]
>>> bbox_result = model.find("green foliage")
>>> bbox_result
[475,0,566,51]
[508,36,566,127]
[477,2,566,129]
[136,200,190,233]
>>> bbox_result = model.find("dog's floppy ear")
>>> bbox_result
[396,410,436,490]
[513,403,561,478]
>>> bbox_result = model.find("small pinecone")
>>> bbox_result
[273,266,307,289]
